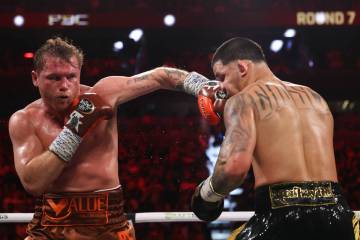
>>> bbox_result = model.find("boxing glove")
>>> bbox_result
[65,93,113,137]
[49,93,113,162]
[191,179,224,222]
[198,81,228,125]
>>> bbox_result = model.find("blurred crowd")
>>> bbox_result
[1,46,360,79]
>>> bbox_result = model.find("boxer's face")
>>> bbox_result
[32,55,81,113]
[213,60,244,95]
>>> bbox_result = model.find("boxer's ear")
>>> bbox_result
[236,60,249,78]
[31,70,39,87]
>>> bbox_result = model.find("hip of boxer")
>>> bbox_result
[229,181,358,240]
[25,186,136,240]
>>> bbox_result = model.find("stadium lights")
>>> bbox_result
[113,41,124,52]
[164,14,176,27]
[270,39,284,53]
[129,28,143,42]
[315,12,326,25]
[284,28,296,38]
[23,52,34,59]
[13,15,25,27]
[308,60,315,67]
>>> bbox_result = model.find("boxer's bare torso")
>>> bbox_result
[212,60,338,193]
[243,78,338,187]
[9,55,188,195]
[15,98,120,192]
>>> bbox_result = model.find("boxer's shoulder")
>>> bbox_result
[224,91,253,111]
[90,76,129,104]
[9,108,35,140]
[10,99,48,132]
[11,101,37,122]
[222,93,257,130]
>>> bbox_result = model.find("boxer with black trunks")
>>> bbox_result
[189,37,359,240]
[8,37,213,239]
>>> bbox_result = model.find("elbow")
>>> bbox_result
[153,67,167,87]
[222,167,247,184]
[22,183,45,197]
[21,176,46,197]
[223,154,252,182]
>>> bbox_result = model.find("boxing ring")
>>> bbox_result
[1,211,359,223]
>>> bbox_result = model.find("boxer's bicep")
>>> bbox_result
[93,68,190,106]
[93,73,162,106]
[9,111,43,179]
[222,94,255,165]
[212,94,256,194]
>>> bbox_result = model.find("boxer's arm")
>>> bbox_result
[212,93,256,195]
[91,67,210,106]
[80,84,91,93]
[191,93,255,221]
[9,111,66,196]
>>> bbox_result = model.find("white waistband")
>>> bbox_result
[94,185,121,192]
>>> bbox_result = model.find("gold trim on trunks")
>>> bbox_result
[228,223,247,240]
[353,214,359,240]
[269,181,337,209]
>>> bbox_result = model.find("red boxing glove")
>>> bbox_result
[49,93,113,162]
[66,93,113,137]
[198,81,228,125]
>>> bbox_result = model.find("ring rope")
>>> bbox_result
[0,211,359,223]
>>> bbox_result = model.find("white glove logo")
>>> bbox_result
[67,111,83,133]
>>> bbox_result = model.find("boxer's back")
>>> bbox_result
[244,78,338,187]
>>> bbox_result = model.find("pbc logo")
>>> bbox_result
[48,14,89,26]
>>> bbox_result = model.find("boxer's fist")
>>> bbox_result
[65,93,113,137]
[198,81,228,125]
[191,181,224,222]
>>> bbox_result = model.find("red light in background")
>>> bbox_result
[24,52,34,59]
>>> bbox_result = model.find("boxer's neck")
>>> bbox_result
[42,100,69,124]
[249,62,275,85]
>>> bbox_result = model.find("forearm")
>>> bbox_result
[211,149,253,196]
[21,151,66,196]
[152,67,189,90]
[212,165,246,196]
[151,67,211,95]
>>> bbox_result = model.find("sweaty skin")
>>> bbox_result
[9,55,189,196]
[211,60,337,195]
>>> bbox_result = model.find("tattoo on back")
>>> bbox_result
[246,83,328,120]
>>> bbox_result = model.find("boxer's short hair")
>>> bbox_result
[212,37,266,66]
[34,37,84,72]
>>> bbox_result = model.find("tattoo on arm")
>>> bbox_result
[133,72,154,82]
[163,68,188,91]
[124,72,159,92]
[211,94,255,194]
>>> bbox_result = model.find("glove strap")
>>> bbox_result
[49,127,82,162]
[183,72,210,96]
[200,176,226,202]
